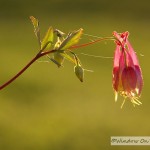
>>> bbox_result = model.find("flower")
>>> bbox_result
[112,31,143,108]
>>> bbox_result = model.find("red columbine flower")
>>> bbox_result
[112,31,143,108]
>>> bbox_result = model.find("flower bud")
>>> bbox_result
[74,65,84,82]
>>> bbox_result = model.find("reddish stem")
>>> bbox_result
[0,50,55,90]
[70,37,114,49]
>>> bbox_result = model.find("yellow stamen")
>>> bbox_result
[121,99,126,109]
[115,91,118,102]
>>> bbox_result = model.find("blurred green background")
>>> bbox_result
[0,0,150,149]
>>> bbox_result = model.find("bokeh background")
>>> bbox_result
[0,0,150,149]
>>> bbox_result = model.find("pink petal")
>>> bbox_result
[119,50,126,72]
[126,40,139,65]
[125,50,134,67]
[135,65,143,96]
[113,31,123,44]
[112,67,119,91]
[113,45,121,67]
[113,31,129,47]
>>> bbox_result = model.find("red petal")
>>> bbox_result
[121,67,137,92]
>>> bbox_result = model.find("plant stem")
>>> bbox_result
[70,37,115,49]
[0,37,114,90]
[0,50,55,90]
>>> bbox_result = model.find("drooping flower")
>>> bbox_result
[112,31,143,108]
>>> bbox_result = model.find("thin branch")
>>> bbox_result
[0,50,56,90]
[70,37,115,49]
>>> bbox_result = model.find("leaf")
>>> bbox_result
[58,28,83,50]
[53,52,65,67]
[47,55,61,67]
[49,57,62,68]
[60,52,76,64]
[48,51,75,67]
[41,27,54,51]
[30,16,41,46]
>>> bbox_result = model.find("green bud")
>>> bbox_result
[74,65,84,82]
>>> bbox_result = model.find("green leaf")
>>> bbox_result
[58,28,83,50]
[49,57,62,68]
[53,52,65,67]
[41,27,54,51]
[30,16,41,46]
[47,55,61,67]
[61,52,76,64]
